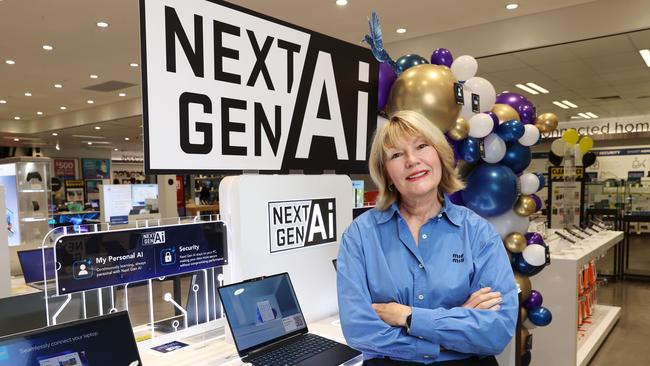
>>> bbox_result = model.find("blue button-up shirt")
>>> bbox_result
[337,195,517,363]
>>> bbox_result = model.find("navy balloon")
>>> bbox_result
[462,164,518,217]
[457,137,481,163]
[513,254,544,277]
[396,54,429,74]
[430,48,453,68]
[496,120,525,142]
[449,190,465,206]
[502,142,531,174]
[528,306,552,327]
[534,172,545,191]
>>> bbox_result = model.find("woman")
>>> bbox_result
[337,111,517,365]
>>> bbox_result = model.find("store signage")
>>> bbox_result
[542,115,650,139]
[140,0,378,174]
[53,159,76,179]
[267,198,336,253]
[549,167,584,181]
[54,221,227,295]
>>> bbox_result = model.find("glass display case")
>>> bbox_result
[624,178,650,234]
[585,180,625,211]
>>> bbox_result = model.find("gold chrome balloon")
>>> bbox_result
[534,112,558,133]
[505,232,527,253]
[520,307,528,325]
[515,272,532,301]
[447,117,469,141]
[491,103,519,123]
[386,64,461,132]
[514,195,537,216]
[519,327,530,354]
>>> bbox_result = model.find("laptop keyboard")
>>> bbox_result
[248,334,338,366]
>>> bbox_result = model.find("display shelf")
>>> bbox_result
[530,230,623,366]
[576,304,621,366]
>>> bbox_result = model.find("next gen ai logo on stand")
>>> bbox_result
[268,198,336,253]
[140,231,166,246]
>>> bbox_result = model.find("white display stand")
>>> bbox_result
[0,186,9,298]
[531,230,623,366]
[219,174,353,323]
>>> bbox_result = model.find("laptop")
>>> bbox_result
[16,248,56,289]
[218,272,360,366]
[0,311,142,366]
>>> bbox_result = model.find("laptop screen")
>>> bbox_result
[219,273,307,355]
[17,248,56,284]
[0,312,142,366]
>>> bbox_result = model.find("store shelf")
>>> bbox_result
[18,189,49,193]
[550,230,623,267]
[577,305,621,366]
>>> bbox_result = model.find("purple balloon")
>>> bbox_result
[449,190,465,206]
[495,92,537,125]
[378,62,397,110]
[485,111,499,131]
[525,232,545,245]
[523,290,543,310]
[530,193,542,211]
[430,48,453,68]
[518,102,537,125]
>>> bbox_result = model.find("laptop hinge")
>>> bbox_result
[247,332,305,357]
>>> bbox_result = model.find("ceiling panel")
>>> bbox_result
[569,34,636,59]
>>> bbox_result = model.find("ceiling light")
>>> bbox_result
[60,106,67,110]
[129,63,139,68]
[87,142,93,145]
[13,138,19,142]
[13,116,20,120]
[52,132,58,136]
[586,112,599,118]
[124,137,130,141]
[396,28,407,34]
[506,3,519,10]
[561,100,578,108]
[5,60,15,65]
[119,92,126,97]
[24,92,32,96]
[570,116,582,119]
[55,143,60,151]
[0,100,6,104]
[114,148,119,151]
[552,101,570,109]
[54,83,62,88]
[639,49,650,67]
[515,84,539,95]
[90,74,99,79]
[95,126,101,130]
[578,113,592,119]
[335,0,347,6]
[87,100,94,104]
[36,111,43,115]
[526,82,549,94]
[96,21,109,28]
[42,45,54,51]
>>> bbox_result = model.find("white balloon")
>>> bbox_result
[487,209,530,240]
[520,173,540,195]
[523,244,546,266]
[451,55,478,81]
[468,113,494,138]
[464,77,496,112]
[523,318,538,330]
[574,144,584,166]
[459,83,476,120]
[550,138,567,157]
[482,133,506,163]
[377,115,389,130]
[518,124,540,147]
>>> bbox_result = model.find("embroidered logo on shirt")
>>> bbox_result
[452,253,465,263]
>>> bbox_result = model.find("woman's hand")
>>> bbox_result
[462,287,502,310]
[372,302,412,327]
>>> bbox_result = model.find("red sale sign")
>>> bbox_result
[54,159,76,179]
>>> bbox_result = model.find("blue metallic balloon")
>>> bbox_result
[534,172,545,191]
[462,164,518,217]
[528,306,552,327]
[513,253,544,277]
[395,54,429,74]
[496,120,525,142]
[457,137,481,163]
[501,142,531,174]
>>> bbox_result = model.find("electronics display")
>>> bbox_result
[131,184,158,206]
[0,312,141,366]
[25,171,43,182]
[17,248,55,284]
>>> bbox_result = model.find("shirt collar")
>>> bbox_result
[376,193,463,227]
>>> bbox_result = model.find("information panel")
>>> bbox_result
[54,221,227,295]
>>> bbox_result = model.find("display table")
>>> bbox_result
[531,230,623,366]
[138,315,362,366]
[185,203,220,217]
[10,276,39,296]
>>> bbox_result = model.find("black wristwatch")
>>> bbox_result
[405,314,412,334]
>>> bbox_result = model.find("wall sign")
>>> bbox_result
[54,221,227,295]
[267,198,336,253]
[541,115,650,139]
[140,0,378,174]
[53,159,76,179]
[82,159,110,179]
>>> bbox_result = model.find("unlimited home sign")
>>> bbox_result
[141,0,378,173]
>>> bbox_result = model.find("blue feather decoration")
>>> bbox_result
[363,11,398,73]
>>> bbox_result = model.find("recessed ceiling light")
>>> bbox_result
[335,0,347,6]
[52,132,58,136]
[570,116,582,119]
[13,116,20,120]
[36,111,43,115]
[13,138,19,142]
[24,92,32,97]
[90,74,99,79]
[129,63,138,68]
[515,84,539,95]
[578,113,592,119]
[124,137,130,141]
[562,100,578,108]
[526,82,549,94]
[42,44,54,51]
[60,106,67,110]
[118,92,126,97]
[552,101,570,109]
[87,100,94,104]
[5,60,15,65]
[96,21,109,28]
[506,3,519,10]
[586,112,599,118]
[54,83,63,88]
[396,28,407,34]
[87,142,93,145]
[0,100,6,104]
[94,126,101,130]
[114,148,119,151]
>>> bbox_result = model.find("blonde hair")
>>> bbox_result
[369,110,465,211]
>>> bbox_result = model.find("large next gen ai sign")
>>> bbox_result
[140,0,378,174]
